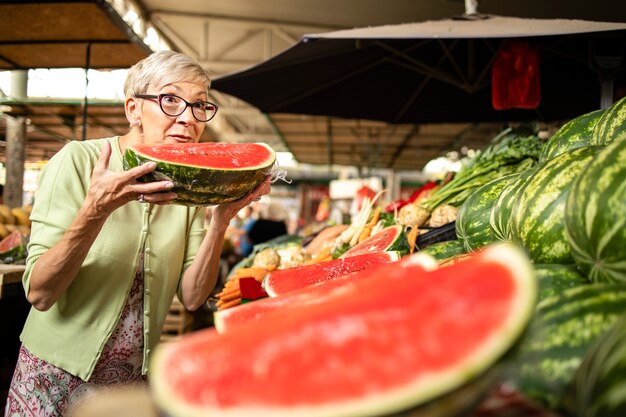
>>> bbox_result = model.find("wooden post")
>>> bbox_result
[5,71,28,208]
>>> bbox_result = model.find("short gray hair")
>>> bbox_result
[124,51,211,97]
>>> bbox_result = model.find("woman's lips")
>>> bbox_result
[168,135,192,143]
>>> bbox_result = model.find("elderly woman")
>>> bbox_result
[4,51,271,416]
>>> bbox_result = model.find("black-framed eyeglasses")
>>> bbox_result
[135,94,219,122]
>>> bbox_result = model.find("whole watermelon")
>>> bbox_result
[566,312,626,417]
[507,283,626,413]
[539,109,604,162]
[456,175,518,252]
[565,136,626,283]
[489,168,538,242]
[591,95,626,145]
[418,239,465,262]
[533,264,589,302]
[510,146,600,264]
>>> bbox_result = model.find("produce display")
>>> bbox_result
[123,142,276,206]
[419,126,542,212]
[140,96,626,417]
[152,244,536,417]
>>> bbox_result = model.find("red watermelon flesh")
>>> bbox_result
[342,224,409,258]
[0,230,22,252]
[215,253,436,334]
[263,251,401,297]
[151,244,536,417]
[130,142,274,169]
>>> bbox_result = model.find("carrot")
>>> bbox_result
[217,298,241,310]
[357,226,372,243]
[407,226,419,255]
[216,287,241,299]
[223,278,240,290]
[366,207,381,227]
[218,289,242,303]
[232,267,268,276]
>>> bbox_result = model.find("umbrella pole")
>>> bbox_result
[82,42,92,141]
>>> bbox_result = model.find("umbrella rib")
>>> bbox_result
[436,39,469,86]
[378,42,471,92]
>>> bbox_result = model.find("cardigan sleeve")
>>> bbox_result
[23,141,100,294]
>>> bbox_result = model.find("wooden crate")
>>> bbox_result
[160,297,192,342]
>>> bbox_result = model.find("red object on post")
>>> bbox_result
[492,41,541,110]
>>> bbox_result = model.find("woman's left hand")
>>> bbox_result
[210,175,272,227]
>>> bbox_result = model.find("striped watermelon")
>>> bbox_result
[418,240,465,263]
[456,174,520,252]
[489,170,536,242]
[539,109,604,162]
[508,283,626,412]
[565,136,626,284]
[510,146,600,264]
[591,95,626,145]
[123,142,275,206]
[567,312,626,417]
[533,264,589,302]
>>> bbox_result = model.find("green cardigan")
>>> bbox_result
[20,137,206,380]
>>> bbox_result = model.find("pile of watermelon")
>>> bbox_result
[449,96,626,415]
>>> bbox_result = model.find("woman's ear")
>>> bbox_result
[124,97,140,127]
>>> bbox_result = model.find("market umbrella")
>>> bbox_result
[212,16,626,125]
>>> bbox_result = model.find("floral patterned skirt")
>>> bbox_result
[4,263,146,417]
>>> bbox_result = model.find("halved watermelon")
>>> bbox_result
[263,251,401,297]
[123,142,275,206]
[151,244,536,417]
[341,224,409,258]
[0,230,26,264]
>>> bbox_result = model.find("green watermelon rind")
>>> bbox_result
[567,312,626,417]
[539,109,604,162]
[123,143,276,206]
[418,240,465,262]
[510,146,600,264]
[591,96,626,146]
[565,137,626,284]
[508,283,626,412]
[456,174,517,252]
[0,230,27,264]
[151,244,537,417]
[533,263,589,302]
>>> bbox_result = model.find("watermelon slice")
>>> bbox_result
[0,230,26,264]
[123,142,275,206]
[151,244,536,417]
[342,224,409,258]
[263,251,401,297]
[216,253,437,334]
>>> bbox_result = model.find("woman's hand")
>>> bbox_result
[85,142,177,217]
[210,176,272,228]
